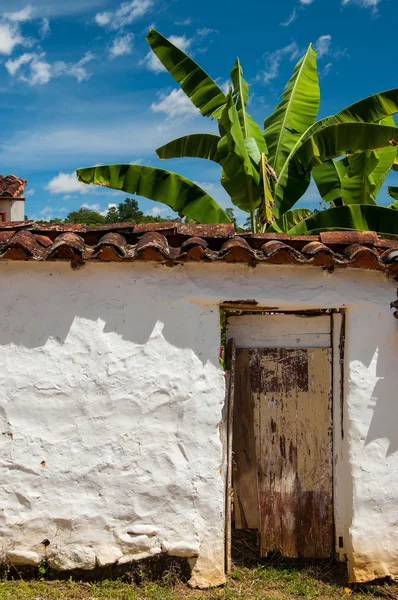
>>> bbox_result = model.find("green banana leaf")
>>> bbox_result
[275,89,398,218]
[312,159,347,204]
[344,147,396,205]
[339,116,397,205]
[388,186,398,201]
[218,92,261,215]
[230,58,267,155]
[146,29,226,118]
[263,44,319,177]
[267,208,312,233]
[156,134,221,163]
[332,88,398,124]
[275,122,398,217]
[288,204,398,236]
[76,164,231,224]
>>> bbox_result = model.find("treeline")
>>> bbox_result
[38,199,242,229]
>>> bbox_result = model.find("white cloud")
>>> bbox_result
[4,6,34,22]
[53,51,95,82]
[299,0,314,3]
[100,202,117,216]
[30,56,51,84]
[280,7,298,27]
[6,51,95,85]
[39,18,50,38]
[94,0,152,31]
[342,0,381,9]
[175,17,191,26]
[148,206,167,216]
[32,204,68,221]
[6,52,51,84]
[320,62,333,78]
[5,52,34,75]
[258,42,300,85]
[142,34,191,73]
[0,22,24,55]
[109,33,134,59]
[151,88,198,119]
[46,172,89,195]
[196,28,217,37]
[81,203,100,210]
[315,34,332,58]
[25,188,35,197]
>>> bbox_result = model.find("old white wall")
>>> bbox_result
[0,261,396,585]
[0,199,25,222]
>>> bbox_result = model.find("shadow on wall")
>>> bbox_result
[355,308,398,457]
[0,263,221,368]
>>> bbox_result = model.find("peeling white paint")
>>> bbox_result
[0,261,396,585]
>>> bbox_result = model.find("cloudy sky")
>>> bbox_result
[0,0,395,221]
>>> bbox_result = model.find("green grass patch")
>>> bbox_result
[0,563,396,600]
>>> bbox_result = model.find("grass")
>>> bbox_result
[0,562,397,600]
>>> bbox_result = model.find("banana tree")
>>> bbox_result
[77,29,398,235]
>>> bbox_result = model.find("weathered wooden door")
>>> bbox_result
[232,342,333,558]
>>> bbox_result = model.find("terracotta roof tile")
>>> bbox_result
[177,223,234,238]
[301,241,340,269]
[93,232,127,261]
[0,175,27,198]
[0,221,395,278]
[343,244,383,270]
[320,231,378,246]
[261,240,304,265]
[47,232,86,260]
[135,231,170,260]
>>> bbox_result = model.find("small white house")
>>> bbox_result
[0,221,397,588]
[0,175,26,222]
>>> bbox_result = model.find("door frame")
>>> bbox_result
[223,307,347,570]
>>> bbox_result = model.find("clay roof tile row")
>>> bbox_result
[0,221,397,278]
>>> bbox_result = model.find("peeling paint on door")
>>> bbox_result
[233,344,333,559]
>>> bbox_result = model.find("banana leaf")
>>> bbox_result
[388,186,398,201]
[339,116,397,205]
[76,164,231,224]
[276,89,398,217]
[287,204,398,236]
[218,92,261,214]
[275,122,398,217]
[230,58,267,155]
[263,44,319,177]
[156,133,221,163]
[267,208,312,233]
[312,159,348,204]
[333,88,398,124]
[146,29,226,118]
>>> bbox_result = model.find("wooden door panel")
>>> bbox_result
[234,347,333,559]
[232,349,260,530]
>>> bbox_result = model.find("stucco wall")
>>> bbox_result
[0,261,396,585]
[0,198,25,222]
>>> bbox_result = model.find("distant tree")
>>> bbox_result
[104,206,120,224]
[117,198,144,222]
[104,197,181,224]
[65,207,105,226]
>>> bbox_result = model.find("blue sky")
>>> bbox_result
[0,0,395,221]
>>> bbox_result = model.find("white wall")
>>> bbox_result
[0,261,396,585]
[0,199,25,222]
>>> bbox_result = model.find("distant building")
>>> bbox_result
[0,175,26,221]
